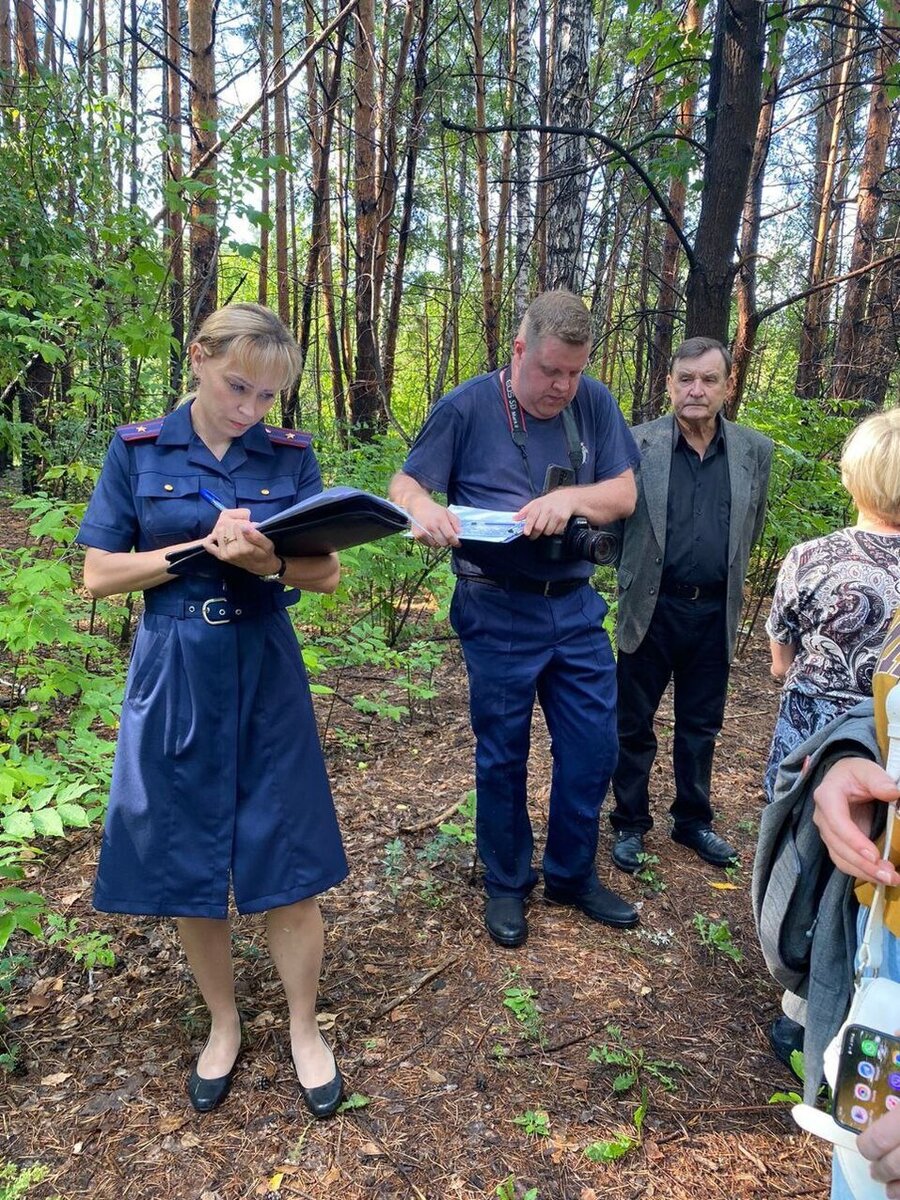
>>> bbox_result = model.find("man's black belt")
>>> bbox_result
[661,581,726,601]
[458,574,587,598]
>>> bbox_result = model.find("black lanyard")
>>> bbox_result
[497,368,584,498]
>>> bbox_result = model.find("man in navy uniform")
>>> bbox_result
[607,337,773,873]
[390,291,640,948]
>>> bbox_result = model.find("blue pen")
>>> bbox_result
[199,487,228,512]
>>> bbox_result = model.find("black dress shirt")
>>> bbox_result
[662,418,730,587]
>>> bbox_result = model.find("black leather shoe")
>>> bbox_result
[295,1039,344,1120]
[485,896,528,947]
[187,1048,241,1113]
[611,830,645,873]
[672,825,738,867]
[769,1016,804,1079]
[544,882,639,928]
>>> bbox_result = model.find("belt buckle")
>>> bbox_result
[201,596,231,625]
[687,584,701,601]
[543,580,553,597]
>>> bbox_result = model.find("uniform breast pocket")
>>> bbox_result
[234,476,300,524]
[135,474,204,544]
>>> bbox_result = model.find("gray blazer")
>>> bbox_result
[611,413,773,661]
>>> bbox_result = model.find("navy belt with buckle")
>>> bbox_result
[661,581,726,601]
[143,593,289,624]
[458,574,587,598]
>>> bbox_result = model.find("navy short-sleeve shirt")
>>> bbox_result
[401,369,639,580]
[78,402,322,555]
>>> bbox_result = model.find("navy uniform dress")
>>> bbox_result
[77,402,348,918]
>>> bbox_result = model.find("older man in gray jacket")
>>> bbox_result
[608,336,773,872]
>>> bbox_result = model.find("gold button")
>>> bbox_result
[261,488,270,496]
[164,483,174,492]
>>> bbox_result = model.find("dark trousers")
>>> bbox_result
[610,593,730,836]
[450,579,618,899]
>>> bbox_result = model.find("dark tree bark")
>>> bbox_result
[349,0,384,435]
[163,0,185,404]
[545,0,592,290]
[728,10,787,418]
[684,0,765,343]
[647,0,699,411]
[187,0,218,333]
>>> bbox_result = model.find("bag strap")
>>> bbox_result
[856,681,900,979]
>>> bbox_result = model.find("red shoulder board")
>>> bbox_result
[264,425,313,448]
[116,416,166,442]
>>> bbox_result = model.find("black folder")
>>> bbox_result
[165,487,410,577]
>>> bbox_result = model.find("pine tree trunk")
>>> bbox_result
[684,0,765,343]
[831,32,899,402]
[163,0,185,404]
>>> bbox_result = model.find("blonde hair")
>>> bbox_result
[841,409,900,525]
[518,290,592,347]
[188,303,302,395]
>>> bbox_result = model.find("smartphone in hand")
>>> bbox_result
[833,1023,900,1134]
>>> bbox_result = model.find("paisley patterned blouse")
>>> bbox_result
[766,527,900,702]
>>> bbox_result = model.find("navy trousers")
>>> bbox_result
[610,592,730,836]
[450,579,618,899]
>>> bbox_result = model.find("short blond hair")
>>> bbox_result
[841,409,900,525]
[190,303,302,393]
[518,290,592,347]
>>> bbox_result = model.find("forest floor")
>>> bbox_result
[1,555,833,1200]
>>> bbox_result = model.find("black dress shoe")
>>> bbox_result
[544,882,639,928]
[769,1016,804,1079]
[485,896,528,947]
[294,1039,344,1119]
[611,830,645,873]
[187,1048,241,1113]
[672,825,738,867]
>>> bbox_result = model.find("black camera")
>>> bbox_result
[542,517,619,565]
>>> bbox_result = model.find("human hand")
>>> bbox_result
[858,1105,900,1197]
[204,508,278,573]
[812,756,900,887]
[406,496,462,547]
[515,488,577,538]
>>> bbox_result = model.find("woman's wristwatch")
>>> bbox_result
[260,555,288,582]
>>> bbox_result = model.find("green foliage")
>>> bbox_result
[588,1025,681,1094]
[496,1176,538,1200]
[337,1092,371,1112]
[513,1109,551,1137]
[382,838,407,898]
[583,1089,648,1163]
[43,914,115,971]
[502,972,544,1044]
[693,913,743,963]
[0,1161,49,1200]
[438,790,476,846]
[634,852,666,894]
[0,953,29,1073]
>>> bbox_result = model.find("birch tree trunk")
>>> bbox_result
[545,0,592,290]
[187,0,218,331]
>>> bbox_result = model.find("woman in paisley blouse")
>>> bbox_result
[765,409,900,802]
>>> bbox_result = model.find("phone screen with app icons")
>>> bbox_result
[833,1023,900,1133]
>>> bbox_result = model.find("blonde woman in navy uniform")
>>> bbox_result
[78,303,347,1118]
